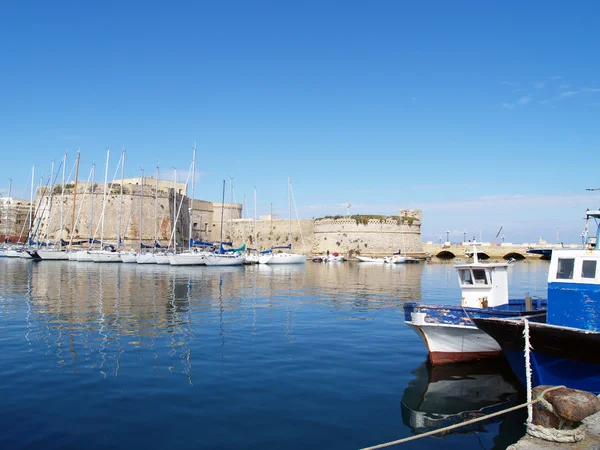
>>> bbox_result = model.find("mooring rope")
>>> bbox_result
[360,386,566,449]
[524,318,533,424]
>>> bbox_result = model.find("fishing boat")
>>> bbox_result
[472,209,600,393]
[404,244,546,364]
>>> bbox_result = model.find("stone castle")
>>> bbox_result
[2,177,424,256]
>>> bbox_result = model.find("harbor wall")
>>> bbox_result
[312,210,424,257]
[221,209,424,256]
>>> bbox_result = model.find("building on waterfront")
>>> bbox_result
[32,179,241,248]
[221,210,425,257]
[0,197,33,243]
[26,179,424,256]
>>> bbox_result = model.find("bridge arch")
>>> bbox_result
[503,252,526,261]
[436,250,456,259]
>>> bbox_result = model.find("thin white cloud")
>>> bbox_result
[559,83,571,89]
[534,81,546,89]
[541,88,600,104]
[501,95,532,109]
[549,76,562,80]
[501,81,519,87]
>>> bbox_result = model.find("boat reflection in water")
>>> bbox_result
[401,358,525,444]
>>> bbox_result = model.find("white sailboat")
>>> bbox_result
[204,180,245,266]
[259,177,306,265]
[38,153,72,260]
[136,168,157,264]
[114,149,137,264]
[168,146,208,266]
[90,150,122,263]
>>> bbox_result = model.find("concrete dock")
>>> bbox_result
[508,410,600,449]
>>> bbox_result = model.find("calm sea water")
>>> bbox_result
[0,258,550,450]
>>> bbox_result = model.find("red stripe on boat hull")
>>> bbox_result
[429,350,503,365]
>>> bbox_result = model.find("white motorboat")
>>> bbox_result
[37,249,70,260]
[385,255,407,264]
[356,256,385,263]
[324,253,344,262]
[204,253,246,266]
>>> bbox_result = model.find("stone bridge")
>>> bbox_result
[422,242,579,261]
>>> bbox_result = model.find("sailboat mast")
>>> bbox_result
[88,164,95,247]
[4,178,11,242]
[288,176,292,243]
[29,165,34,239]
[154,165,158,249]
[254,186,257,221]
[189,143,196,250]
[118,149,125,249]
[139,168,144,251]
[173,167,177,252]
[242,194,246,246]
[100,150,110,248]
[59,154,66,249]
[220,180,226,250]
[48,160,54,231]
[69,151,80,249]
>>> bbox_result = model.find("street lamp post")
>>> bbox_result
[445,229,450,243]
[438,236,442,244]
[502,235,505,243]
[463,230,467,242]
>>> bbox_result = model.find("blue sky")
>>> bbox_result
[1,1,599,243]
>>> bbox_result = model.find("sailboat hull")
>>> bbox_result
[154,254,171,264]
[261,253,306,265]
[136,253,156,264]
[204,254,246,266]
[90,251,122,263]
[37,250,69,260]
[167,253,206,266]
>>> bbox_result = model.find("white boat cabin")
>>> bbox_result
[548,248,600,285]
[454,247,510,308]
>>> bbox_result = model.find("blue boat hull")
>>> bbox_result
[473,318,600,394]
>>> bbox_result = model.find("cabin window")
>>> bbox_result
[557,258,575,280]
[459,269,473,285]
[582,260,597,279]
[472,269,488,284]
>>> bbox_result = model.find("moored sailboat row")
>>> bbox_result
[2,145,309,266]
